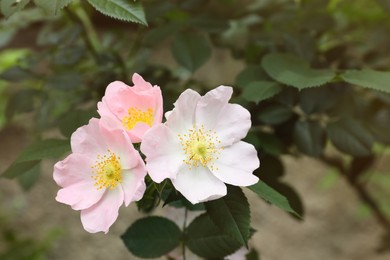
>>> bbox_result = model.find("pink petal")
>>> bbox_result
[53,153,92,187]
[165,89,201,134]
[132,73,153,91]
[70,118,107,157]
[121,160,147,206]
[98,118,141,169]
[141,124,184,183]
[56,181,105,210]
[211,141,259,186]
[171,165,227,204]
[80,188,124,234]
[196,86,251,146]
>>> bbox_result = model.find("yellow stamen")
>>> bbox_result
[178,124,222,171]
[122,107,154,130]
[91,149,122,190]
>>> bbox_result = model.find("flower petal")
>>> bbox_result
[132,73,153,91]
[53,153,92,187]
[172,165,227,204]
[121,160,147,206]
[165,89,201,134]
[70,118,107,157]
[141,124,184,183]
[211,141,259,186]
[56,181,105,211]
[80,187,124,234]
[99,118,141,169]
[196,86,251,146]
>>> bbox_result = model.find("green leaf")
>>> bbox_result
[59,110,97,138]
[257,105,294,125]
[5,89,40,120]
[261,53,336,89]
[293,121,325,157]
[205,186,250,246]
[0,0,30,18]
[235,65,268,89]
[34,0,73,15]
[256,132,286,155]
[87,0,147,25]
[187,213,242,258]
[16,139,70,163]
[327,118,374,156]
[46,72,83,90]
[2,160,40,179]
[241,81,282,104]
[121,216,182,258]
[341,69,390,93]
[171,33,212,73]
[248,181,299,216]
[18,162,41,191]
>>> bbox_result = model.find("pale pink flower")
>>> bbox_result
[53,118,147,233]
[141,86,259,204]
[97,73,163,143]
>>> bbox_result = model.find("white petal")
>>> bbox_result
[196,87,251,146]
[141,124,185,183]
[121,161,147,206]
[211,141,259,186]
[80,188,124,234]
[165,89,201,134]
[172,165,227,204]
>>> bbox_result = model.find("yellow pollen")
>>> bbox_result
[178,124,222,171]
[122,107,154,130]
[91,149,122,190]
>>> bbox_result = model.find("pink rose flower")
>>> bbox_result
[97,73,163,143]
[53,118,147,233]
[141,86,259,204]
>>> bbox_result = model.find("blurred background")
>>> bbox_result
[0,0,390,259]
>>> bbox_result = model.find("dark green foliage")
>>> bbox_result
[205,186,250,246]
[186,213,242,258]
[121,216,182,258]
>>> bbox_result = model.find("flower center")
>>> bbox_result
[122,107,154,130]
[91,149,122,190]
[178,124,222,170]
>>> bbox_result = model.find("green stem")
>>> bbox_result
[65,3,101,59]
[182,208,188,260]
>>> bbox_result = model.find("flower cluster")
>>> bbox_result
[53,73,260,233]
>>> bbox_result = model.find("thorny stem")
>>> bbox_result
[320,155,390,233]
[182,208,188,260]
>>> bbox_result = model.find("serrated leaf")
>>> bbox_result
[242,81,282,104]
[0,0,30,18]
[261,53,336,89]
[341,69,390,93]
[16,139,70,163]
[34,0,73,15]
[235,65,269,89]
[121,216,182,258]
[1,160,40,179]
[205,186,250,247]
[293,121,325,157]
[326,118,374,156]
[87,0,147,25]
[171,33,212,73]
[248,181,299,216]
[187,213,242,258]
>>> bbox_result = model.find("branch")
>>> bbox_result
[320,155,390,233]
